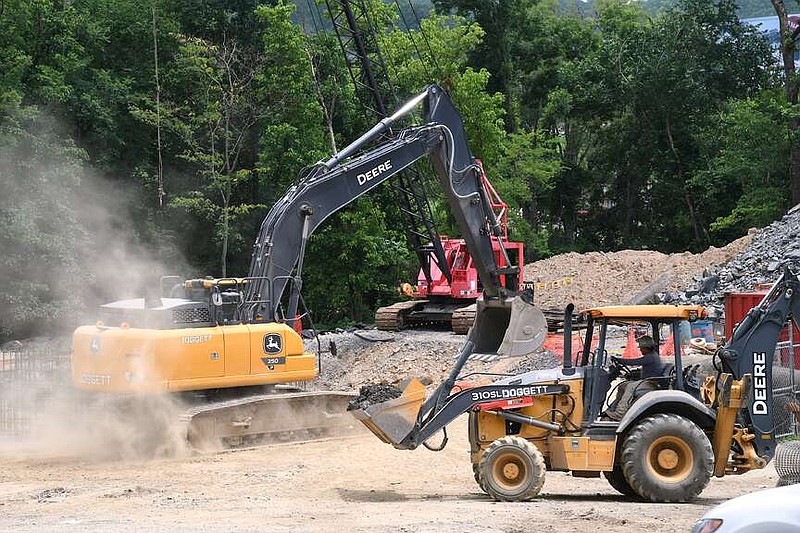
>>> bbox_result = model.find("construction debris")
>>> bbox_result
[348,383,403,411]
[665,206,800,316]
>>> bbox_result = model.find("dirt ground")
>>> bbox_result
[0,414,780,533]
[0,329,774,533]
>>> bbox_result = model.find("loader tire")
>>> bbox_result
[478,436,545,502]
[603,466,637,497]
[472,463,488,494]
[621,413,712,503]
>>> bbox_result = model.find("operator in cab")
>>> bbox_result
[605,335,664,421]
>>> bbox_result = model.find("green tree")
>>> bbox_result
[694,91,790,241]
[152,34,266,277]
[554,0,774,251]
[770,0,800,205]
[254,2,329,198]
[0,109,89,339]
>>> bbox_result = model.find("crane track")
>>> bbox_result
[451,304,476,334]
[375,301,427,331]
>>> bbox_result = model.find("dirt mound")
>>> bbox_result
[523,233,753,311]
[309,234,756,392]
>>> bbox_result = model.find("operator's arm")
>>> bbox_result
[612,352,656,367]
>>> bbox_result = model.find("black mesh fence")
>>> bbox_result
[773,341,800,440]
[0,341,71,437]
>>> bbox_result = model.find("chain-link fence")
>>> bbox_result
[773,341,800,439]
[774,341,800,485]
[0,341,71,437]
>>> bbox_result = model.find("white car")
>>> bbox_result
[692,483,800,532]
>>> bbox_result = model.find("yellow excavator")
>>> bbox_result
[352,266,800,502]
[71,85,547,450]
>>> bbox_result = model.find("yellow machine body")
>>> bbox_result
[468,375,618,472]
[71,322,317,394]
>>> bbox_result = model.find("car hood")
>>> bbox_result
[699,484,800,531]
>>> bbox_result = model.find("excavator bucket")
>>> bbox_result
[349,379,426,446]
[469,296,547,357]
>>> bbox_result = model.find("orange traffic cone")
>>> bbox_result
[623,327,638,359]
[661,333,675,356]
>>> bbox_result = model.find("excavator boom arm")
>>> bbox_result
[242,85,511,323]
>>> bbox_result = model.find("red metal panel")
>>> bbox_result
[724,292,766,339]
[724,290,800,345]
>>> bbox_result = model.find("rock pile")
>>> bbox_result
[523,234,752,312]
[664,206,800,317]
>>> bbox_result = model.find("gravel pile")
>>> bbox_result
[309,207,800,390]
[306,328,561,392]
[664,206,800,316]
[306,329,467,392]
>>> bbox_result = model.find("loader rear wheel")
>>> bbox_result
[603,466,637,497]
[478,436,545,502]
[621,414,712,502]
[472,463,488,494]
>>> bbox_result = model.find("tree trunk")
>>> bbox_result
[152,5,165,208]
[665,115,704,244]
[306,47,338,153]
[772,0,800,204]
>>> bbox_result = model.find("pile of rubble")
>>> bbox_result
[663,206,800,317]
[524,206,800,319]
[312,207,800,390]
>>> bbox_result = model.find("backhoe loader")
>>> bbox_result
[70,85,547,451]
[352,265,800,502]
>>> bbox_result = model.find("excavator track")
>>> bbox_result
[377,300,479,333]
[451,304,477,335]
[181,390,361,451]
[375,300,427,331]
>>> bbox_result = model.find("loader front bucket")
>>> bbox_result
[469,296,547,357]
[349,378,426,447]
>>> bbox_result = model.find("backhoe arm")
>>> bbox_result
[718,265,800,461]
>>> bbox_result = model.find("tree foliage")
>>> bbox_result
[0,0,795,340]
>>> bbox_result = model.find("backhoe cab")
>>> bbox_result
[353,299,777,503]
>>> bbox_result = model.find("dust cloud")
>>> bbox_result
[0,112,193,461]
[0,373,191,462]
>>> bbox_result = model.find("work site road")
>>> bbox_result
[0,418,778,533]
